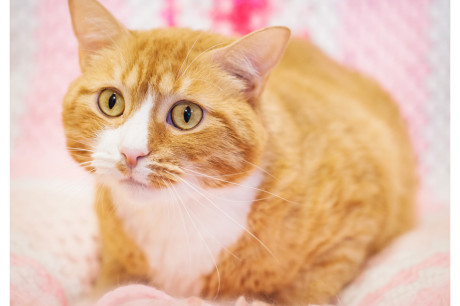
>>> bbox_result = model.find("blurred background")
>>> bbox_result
[11,0,450,208]
[10,0,450,304]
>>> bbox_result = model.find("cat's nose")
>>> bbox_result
[121,148,149,168]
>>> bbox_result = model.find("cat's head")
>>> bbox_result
[63,0,290,197]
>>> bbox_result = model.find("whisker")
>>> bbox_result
[168,179,221,297]
[78,161,95,172]
[177,42,227,81]
[147,162,184,176]
[179,166,298,205]
[165,177,241,265]
[77,161,93,166]
[184,166,251,178]
[162,179,174,242]
[191,160,279,182]
[176,32,203,79]
[196,186,279,204]
[66,147,95,153]
[66,137,96,147]
[167,171,279,263]
[162,178,193,267]
[167,180,242,261]
[241,159,280,182]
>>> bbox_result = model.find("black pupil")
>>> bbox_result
[108,94,117,109]
[184,106,192,123]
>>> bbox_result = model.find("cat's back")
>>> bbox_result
[262,37,417,248]
[268,38,405,131]
[266,37,414,161]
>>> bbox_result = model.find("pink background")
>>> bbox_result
[10,0,450,305]
[11,0,450,208]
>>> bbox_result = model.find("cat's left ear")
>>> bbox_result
[208,26,291,104]
[68,0,129,71]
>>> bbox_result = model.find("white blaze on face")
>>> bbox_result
[91,93,154,184]
[158,72,175,95]
[117,97,153,157]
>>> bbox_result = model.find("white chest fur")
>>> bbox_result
[108,171,263,297]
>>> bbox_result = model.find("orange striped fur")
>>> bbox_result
[63,0,417,304]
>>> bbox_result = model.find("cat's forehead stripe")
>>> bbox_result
[124,65,140,88]
[158,72,175,95]
[114,66,122,83]
[116,91,155,154]
[178,77,192,95]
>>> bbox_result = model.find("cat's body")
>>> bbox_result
[64,0,417,304]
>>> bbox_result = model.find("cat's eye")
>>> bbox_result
[98,89,125,117]
[170,101,203,130]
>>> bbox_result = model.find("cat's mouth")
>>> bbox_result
[120,177,150,189]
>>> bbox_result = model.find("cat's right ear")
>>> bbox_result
[68,0,129,71]
[205,26,290,105]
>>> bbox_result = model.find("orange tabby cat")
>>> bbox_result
[63,0,417,304]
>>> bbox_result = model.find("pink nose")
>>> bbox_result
[121,149,149,168]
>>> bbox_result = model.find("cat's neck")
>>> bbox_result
[100,170,264,296]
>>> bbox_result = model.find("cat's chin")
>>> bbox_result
[117,177,171,201]
[120,177,151,189]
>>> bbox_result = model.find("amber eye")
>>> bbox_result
[98,89,125,117]
[170,101,203,130]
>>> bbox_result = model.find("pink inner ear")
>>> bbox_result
[69,0,128,69]
[216,27,290,77]
[210,27,290,100]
